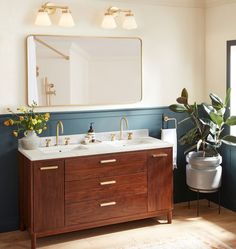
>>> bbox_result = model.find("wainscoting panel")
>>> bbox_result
[221,145,236,211]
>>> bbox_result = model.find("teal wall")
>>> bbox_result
[220,145,236,211]
[0,107,205,232]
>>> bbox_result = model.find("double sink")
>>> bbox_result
[19,129,173,161]
[38,136,163,154]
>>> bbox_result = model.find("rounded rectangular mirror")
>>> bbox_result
[27,35,142,106]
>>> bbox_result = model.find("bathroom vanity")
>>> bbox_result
[18,131,173,249]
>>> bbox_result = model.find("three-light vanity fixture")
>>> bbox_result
[101,7,137,30]
[35,2,75,27]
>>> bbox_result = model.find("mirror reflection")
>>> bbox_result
[27,35,142,106]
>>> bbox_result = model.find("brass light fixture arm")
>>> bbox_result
[106,7,132,16]
[41,2,70,14]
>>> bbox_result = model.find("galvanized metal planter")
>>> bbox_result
[186,152,222,193]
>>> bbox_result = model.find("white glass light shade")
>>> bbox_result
[58,10,75,27]
[123,14,137,30]
[101,13,117,29]
[35,9,51,26]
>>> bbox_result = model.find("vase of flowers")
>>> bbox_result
[4,103,50,150]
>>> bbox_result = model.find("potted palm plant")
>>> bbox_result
[169,88,236,192]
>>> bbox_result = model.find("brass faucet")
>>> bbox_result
[119,117,129,140]
[56,121,64,146]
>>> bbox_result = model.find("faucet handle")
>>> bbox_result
[64,137,70,145]
[128,132,133,140]
[45,138,51,147]
[110,133,116,141]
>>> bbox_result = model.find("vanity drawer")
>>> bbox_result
[65,172,147,203]
[65,151,147,181]
[65,194,147,226]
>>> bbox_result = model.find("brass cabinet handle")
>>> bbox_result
[100,201,116,207]
[100,159,117,164]
[152,153,168,158]
[100,180,116,186]
[40,166,59,171]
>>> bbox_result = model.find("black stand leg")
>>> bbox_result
[188,188,191,209]
[197,190,200,217]
[218,189,221,214]
[188,187,221,217]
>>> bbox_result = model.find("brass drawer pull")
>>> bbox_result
[152,153,168,158]
[100,159,117,164]
[100,201,116,207]
[100,180,116,186]
[40,166,59,171]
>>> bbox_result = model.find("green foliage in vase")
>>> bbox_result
[3,102,50,137]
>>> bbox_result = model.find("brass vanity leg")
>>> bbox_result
[167,211,172,224]
[31,233,36,249]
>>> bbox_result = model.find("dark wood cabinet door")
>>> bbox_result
[33,160,65,232]
[147,148,173,212]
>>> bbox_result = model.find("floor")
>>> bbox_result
[0,200,236,249]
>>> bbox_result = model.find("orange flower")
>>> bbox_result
[4,119,14,126]
[4,120,10,126]
[19,116,24,121]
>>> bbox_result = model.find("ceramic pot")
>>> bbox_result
[186,151,222,193]
[20,130,40,150]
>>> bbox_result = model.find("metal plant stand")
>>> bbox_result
[188,187,221,216]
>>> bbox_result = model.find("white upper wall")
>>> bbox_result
[0,0,205,113]
[205,0,236,101]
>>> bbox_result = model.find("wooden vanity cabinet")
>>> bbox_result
[19,147,173,249]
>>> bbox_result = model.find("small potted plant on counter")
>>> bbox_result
[4,102,50,150]
[169,88,236,192]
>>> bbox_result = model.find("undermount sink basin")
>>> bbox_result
[103,137,160,147]
[39,144,86,154]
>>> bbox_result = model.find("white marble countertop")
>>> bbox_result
[18,129,173,161]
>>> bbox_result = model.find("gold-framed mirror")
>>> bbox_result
[27,35,142,107]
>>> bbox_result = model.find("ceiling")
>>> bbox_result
[102,0,236,8]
